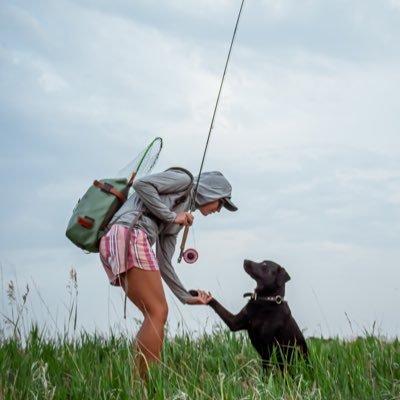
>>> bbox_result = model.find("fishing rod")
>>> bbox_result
[178,0,246,264]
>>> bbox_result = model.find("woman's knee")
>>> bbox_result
[144,301,168,324]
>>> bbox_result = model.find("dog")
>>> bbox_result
[191,259,308,372]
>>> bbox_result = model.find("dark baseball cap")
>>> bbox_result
[221,197,238,212]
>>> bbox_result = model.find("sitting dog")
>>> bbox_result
[191,259,308,372]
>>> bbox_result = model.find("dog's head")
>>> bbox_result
[244,259,291,295]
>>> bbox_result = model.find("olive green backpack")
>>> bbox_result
[65,166,193,253]
[65,178,130,253]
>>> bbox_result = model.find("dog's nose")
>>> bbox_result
[243,259,251,267]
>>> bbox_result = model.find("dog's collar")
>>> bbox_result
[243,292,285,304]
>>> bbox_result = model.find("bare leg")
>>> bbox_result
[119,267,168,379]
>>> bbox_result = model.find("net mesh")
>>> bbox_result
[117,137,163,197]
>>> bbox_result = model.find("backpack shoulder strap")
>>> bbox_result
[165,167,194,184]
[165,167,194,209]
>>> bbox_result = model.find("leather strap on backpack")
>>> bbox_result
[93,180,126,202]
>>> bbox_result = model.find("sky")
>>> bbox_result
[1,0,400,340]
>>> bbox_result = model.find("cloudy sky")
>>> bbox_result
[1,0,400,339]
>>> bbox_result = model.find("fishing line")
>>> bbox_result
[178,0,245,263]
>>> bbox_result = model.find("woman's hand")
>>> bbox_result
[174,212,194,226]
[187,290,212,305]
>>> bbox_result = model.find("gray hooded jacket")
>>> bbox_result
[109,169,235,304]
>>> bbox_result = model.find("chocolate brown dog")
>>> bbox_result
[191,259,308,371]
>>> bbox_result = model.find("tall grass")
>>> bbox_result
[1,327,399,399]
[1,272,399,399]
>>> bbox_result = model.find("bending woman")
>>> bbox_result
[99,168,238,377]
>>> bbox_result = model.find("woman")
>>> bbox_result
[99,168,238,377]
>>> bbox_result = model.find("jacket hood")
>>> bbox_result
[192,171,238,212]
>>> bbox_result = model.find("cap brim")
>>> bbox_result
[223,198,238,212]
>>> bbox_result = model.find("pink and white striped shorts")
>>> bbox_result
[99,224,159,286]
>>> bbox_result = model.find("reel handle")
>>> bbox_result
[177,225,190,263]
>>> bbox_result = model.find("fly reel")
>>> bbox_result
[178,225,199,264]
[183,248,199,264]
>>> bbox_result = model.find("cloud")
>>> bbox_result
[388,0,400,10]
[1,0,400,338]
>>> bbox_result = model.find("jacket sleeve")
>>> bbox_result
[156,234,192,304]
[132,169,192,223]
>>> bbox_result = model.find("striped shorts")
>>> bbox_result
[99,224,159,286]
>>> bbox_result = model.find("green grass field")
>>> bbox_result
[1,325,399,400]
[1,276,399,399]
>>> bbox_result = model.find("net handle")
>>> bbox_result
[128,171,137,187]
[127,136,162,186]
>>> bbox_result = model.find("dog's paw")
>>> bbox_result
[189,289,215,306]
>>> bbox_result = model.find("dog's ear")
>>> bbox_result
[276,267,291,286]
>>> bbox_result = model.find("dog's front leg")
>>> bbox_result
[208,299,249,332]
[188,290,248,331]
[208,299,248,332]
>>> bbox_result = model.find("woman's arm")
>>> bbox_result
[156,234,192,304]
[157,234,211,305]
[132,169,192,222]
